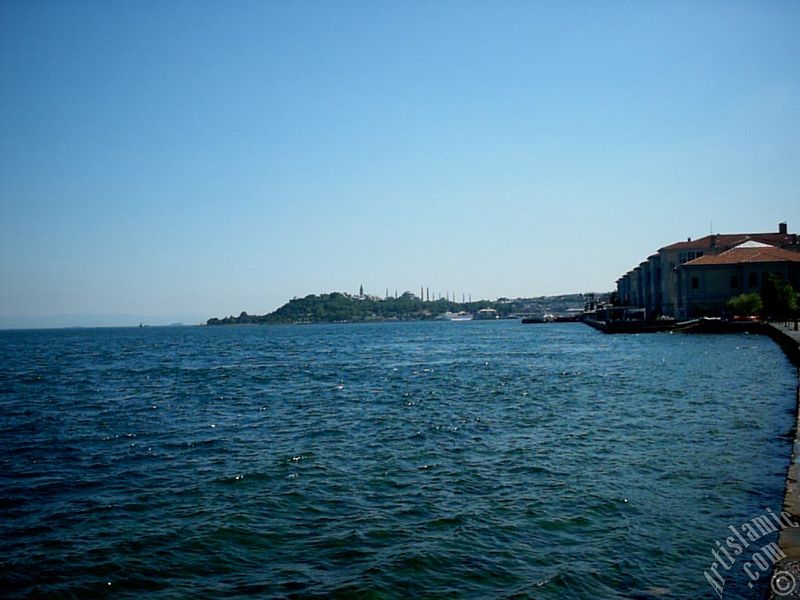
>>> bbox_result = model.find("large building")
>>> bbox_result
[676,242,800,318]
[616,222,800,319]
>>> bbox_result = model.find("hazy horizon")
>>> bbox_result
[0,288,606,330]
[3,2,799,329]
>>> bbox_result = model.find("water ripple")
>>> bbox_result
[0,322,794,599]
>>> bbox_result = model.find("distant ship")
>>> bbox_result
[438,311,474,321]
[522,313,555,324]
[476,308,499,320]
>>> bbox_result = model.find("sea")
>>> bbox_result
[0,321,796,599]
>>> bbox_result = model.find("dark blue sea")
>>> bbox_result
[0,321,796,599]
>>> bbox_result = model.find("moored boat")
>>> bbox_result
[522,313,555,324]
[438,311,474,321]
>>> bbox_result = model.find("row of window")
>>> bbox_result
[733,272,771,289]
[679,251,704,264]
[690,272,778,291]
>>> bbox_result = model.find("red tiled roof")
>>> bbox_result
[682,246,800,267]
[661,233,796,251]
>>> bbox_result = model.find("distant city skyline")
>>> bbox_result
[2,2,799,328]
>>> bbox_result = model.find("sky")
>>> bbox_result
[1,1,799,328]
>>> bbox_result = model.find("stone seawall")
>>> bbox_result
[764,323,800,368]
[767,324,800,599]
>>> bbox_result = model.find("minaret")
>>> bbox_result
[359,284,364,297]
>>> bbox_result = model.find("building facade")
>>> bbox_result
[616,223,799,318]
[676,243,800,318]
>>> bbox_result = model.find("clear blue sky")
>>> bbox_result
[2,1,799,327]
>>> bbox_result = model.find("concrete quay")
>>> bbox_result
[769,323,800,599]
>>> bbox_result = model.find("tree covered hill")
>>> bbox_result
[206,292,600,325]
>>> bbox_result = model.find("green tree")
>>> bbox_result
[761,274,798,319]
[726,293,762,316]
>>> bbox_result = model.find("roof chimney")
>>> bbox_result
[710,234,717,248]
[779,222,788,234]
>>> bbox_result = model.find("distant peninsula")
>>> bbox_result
[206,292,601,325]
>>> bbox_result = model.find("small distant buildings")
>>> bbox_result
[353,285,382,302]
[616,222,800,319]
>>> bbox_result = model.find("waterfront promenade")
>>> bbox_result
[770,323,800,599]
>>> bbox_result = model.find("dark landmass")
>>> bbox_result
[207,292,608,325]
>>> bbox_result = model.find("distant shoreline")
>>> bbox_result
[206,291,603,326]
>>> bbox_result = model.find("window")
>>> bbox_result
[691,277,699,290]
[749,272,758,288]
[730,276,738,289]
